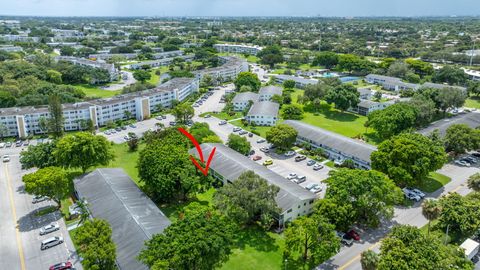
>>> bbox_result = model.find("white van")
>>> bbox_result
[40,236,63,250]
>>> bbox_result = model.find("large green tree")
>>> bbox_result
[468,173,480,193]
[371,133,447,187]
[421,198,442,236]
[435,87,467,114]
[361,250,379,270]
[366,103,417,139]
[54,132,114,173]
[137,128,204,201]
[377,225,473,270]
[257,45,284,68]
[226,134,251,155]
[408,94,436,127]
[20,141,58,169]
[284,216,340,266]
[214,171,279,229]
[172,103,194,124]
[74,219,116,270]
[324,169,403,228]
[433,66,468,85]
[133,69,152,82]
[189,122,221,144]
[139,203,235,270]
[438,193,480,237]
[324,84,360,112]
[266,124,298,150]
[22,166,70,209]
[281,104,304,120]
[47,93,64,138]
[312,52,339,69]
[234,72,261,92]
[314,198,355,232]
[444,124,480,155]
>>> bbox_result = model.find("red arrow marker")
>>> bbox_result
[178,127,216,176]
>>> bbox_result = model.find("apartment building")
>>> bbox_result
[0,34,40,42]
[89,53,138,60]
[129,55,194,70]
[0,78,199,138]
[190,144,317,226]
[284,120,377,169]
[365,74,420,91]
[231,92,259,111]
[194,56,249,83]
[274,75,318,89]
[213,44,263,55]
[258,85,282,101]
[0,45,23,52]
[246,101,280,126]
[55,56,119,82]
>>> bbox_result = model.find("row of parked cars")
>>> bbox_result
[336,229,361,246]
[0,140,30,148]
[454,152,480,167]
[193,90,214,107]
[104,123,137,135]
[285,151,325,171]
[403,187,426,202]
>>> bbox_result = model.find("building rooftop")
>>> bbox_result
[421,82,466,92]
[357,100,380,108]
[232,92,259,103]
[284,120,377,163]
[275,74,318,85]
[189,144,316,212]
[73,168,171,270]
[259,85,283,96]
[248,101,279,117]
[418,111,480,136]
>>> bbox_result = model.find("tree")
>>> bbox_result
[377,225,473,270]
[257,45,283,68]
[421,199,442,236]
[60,46,75,56]
[468,173,480,193]
[372,133,447,187]
[435,87,467,114]
[137,128,204,201]
[438,193,480,237]
[127,136,139,151]
[0,91,16,108]
[22,167,70,209]
[386,61,410,78]
[312,52,339,69]
[75,219,116,270]
[314,198,354,232]
[271,94,284,104]
[281,104,304,120]
[405,58,434,77]
[47,93,64,138]
[373,91,383,102]
[234,72,261,92]
[20,141,58,169]
[139,203,235,270]
[433,66,468,85]
[214,171,279,229]
[361,250,379,270]
[324,84,360,112]
[46,69,62,84]
[408,94,436,127]
[54,132,114,173]
[304,81,330,102]
[444,124,480,155]
[467,81,480,96]
[172,103,194,124]
[266,124,298,150]
[227,134,251,155]
[325,169,402,228]
[284,216,340,266]
[366,103,417,139]
[133,69,152,82]
[283,79,296,90]
[189,122,218,143]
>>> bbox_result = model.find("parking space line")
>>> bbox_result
[4,164,26,270]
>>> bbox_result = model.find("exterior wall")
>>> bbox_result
[245,114,277,126]
[233,101,251,111]
[16,116,27,138]
[213,44,262,55]
[141,98,150,119]
[295,136,371,169]
[280,198,315,225]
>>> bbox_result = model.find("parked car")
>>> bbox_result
[204,114,211,118]
[121,126,127,130]
[286,173,297,180]
[233,127,242,132]
[0,142,5,148]
[410,188,426,198]
[252,155,262,161]
[347,229,360,241]
[32,195,48,204]
[239,130,248,135]
[155,116,163,120]
[295,155,307,162]
[249,150,255,156]
[129,124,137,128]
[49,262,72,270]
[313,164,324,170]
[455,160,471,167]
[310,185,322,193]
[284,151,296,157]
[305,183,317,190]
[219,120,227,125]
[23,141,30,146]
[464,156,478,163]
[306,160,316,166]
[403,188,421,202]
[123,135,130,141]
[256,138,266,143]
[169,121,177,126]
[40,222,60,236]
[3,155,10,162]
[293,175,306,184]
[336,231,353,246]
[15,140,23,147]
[40,236,63,250]
[248,133,253,137]
[471,152,480,158]
[260,147,270,153]
[263,159,273,166]
[5,142,12,147]
[115,127,122,132]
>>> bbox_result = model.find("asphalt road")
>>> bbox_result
[0,146,82,270]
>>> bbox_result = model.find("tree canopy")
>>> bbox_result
[366,103,418,139]
[281,104,304,120]
[266,124,298,150]
[226,134,251,155]
[444,124,480,155]
[234,72,261,92]
[324,84,360,112]
[257,45,284,68]
[22,166,70,209]
[20,141,58,169]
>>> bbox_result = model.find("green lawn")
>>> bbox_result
[72,84,120,98]
[229,120,274,138]
[418,172,452,193]
[325,160,335,168]
[466,96,480,109]
[159,188,216,222]
[147,67,169,85]
[206,111,243,120]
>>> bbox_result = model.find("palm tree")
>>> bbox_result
[360,250,379,270]
[76,199,90,226]
[468,173,480,193]
[421,199,442,236]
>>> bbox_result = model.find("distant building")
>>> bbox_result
[274,75,318,89]
[463,68,480,81]
[194,56,248,83]
[0,34,40,42]
[422,82,467,92]
[55,56,119,82]
[284,120,377,169]
[74,168,171,270]
[0,45,23,52]
[418,111,480,136]
[357,88,372,100]
[353,100,391,116]
[246,101,280,126]
[189,144,317,226]
[231,92,259,111]
[213,44,263,55]
[129,55,194,70]
[365,74,420,91]
[152,50,184,59]
[89,53,138,60]
[259,85,283,101]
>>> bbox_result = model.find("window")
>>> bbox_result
[287,209,292,213]
[309,200,314,204]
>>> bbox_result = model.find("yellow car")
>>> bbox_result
[263,159,273,166]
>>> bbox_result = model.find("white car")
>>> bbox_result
[256,138,266,143]
[0,142,5,148]
[286,173,297,180]
[455,160,471,167]
[313,164,324,170]
[32,195,48,204]
[2,155,10,162]
[219,120,227,125]
[233,127,242,132]
[305,183,317,190]
[284,151,296,157]
[310,185,323,193]
[411,188,426,198]
[403,188,421,202]
[39,222,60,236]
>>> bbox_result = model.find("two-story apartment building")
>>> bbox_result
[246,101,280,126]
[258,85,283,101]
[231,92,259,111]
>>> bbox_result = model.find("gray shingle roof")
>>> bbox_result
[418,112,480,136]
[275,74,318,85]
[259,85,283,96]
[232,92,259,103]
[189,144,316,212]
[247,101,279,117]
[284,120,377,163]
[73,168,171,270]
[422,82,467,92]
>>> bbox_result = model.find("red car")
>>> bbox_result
[252,155,262,161]
[347,229,360,241]
[49,262,72,270]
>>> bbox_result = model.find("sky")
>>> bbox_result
[1,0,480,17]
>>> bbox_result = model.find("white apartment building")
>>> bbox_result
[213,44,263,55]
[0,78,199,138]
[0,45,23,52]
[55,56,119,82]
[129,55,194,70]
[231,92,259,111]
[194,56,249,83]
[258,85,282,101]
[0,34,40,42]
[246,101,280,126]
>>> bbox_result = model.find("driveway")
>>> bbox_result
[100,70,137,91]
[0,146,82,270]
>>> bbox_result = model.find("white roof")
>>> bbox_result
[460,238,480,256]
